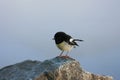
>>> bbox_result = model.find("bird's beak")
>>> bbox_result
[52,38,55,40]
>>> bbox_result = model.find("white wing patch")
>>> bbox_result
[69,38,74,42]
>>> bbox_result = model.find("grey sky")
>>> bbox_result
[0,0,120,79]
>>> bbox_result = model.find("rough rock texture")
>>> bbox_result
[0,57,113,80]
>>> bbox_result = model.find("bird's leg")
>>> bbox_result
[65,51,69,57]
[59,51,64,56]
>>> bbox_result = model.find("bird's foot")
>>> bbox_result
[56,55,75,60]
[60,55,70,58]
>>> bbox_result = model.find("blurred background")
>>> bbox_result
[0,0,120,79]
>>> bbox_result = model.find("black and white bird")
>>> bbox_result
[53,31,83,56]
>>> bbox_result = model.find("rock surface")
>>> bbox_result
[0,57,113,80]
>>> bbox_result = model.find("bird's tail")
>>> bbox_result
[74,39,83,42]
[72,39,83,46]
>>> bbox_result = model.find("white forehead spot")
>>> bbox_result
[70,38,74,42]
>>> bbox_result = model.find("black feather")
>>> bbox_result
[73,39,84,42]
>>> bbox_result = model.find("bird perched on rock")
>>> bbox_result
[53,31,83,56]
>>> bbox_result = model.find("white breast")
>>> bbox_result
[56,41,73,52]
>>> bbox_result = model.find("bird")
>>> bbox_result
[53,31,83,56]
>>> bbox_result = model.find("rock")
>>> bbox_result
[0,57,113,80]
